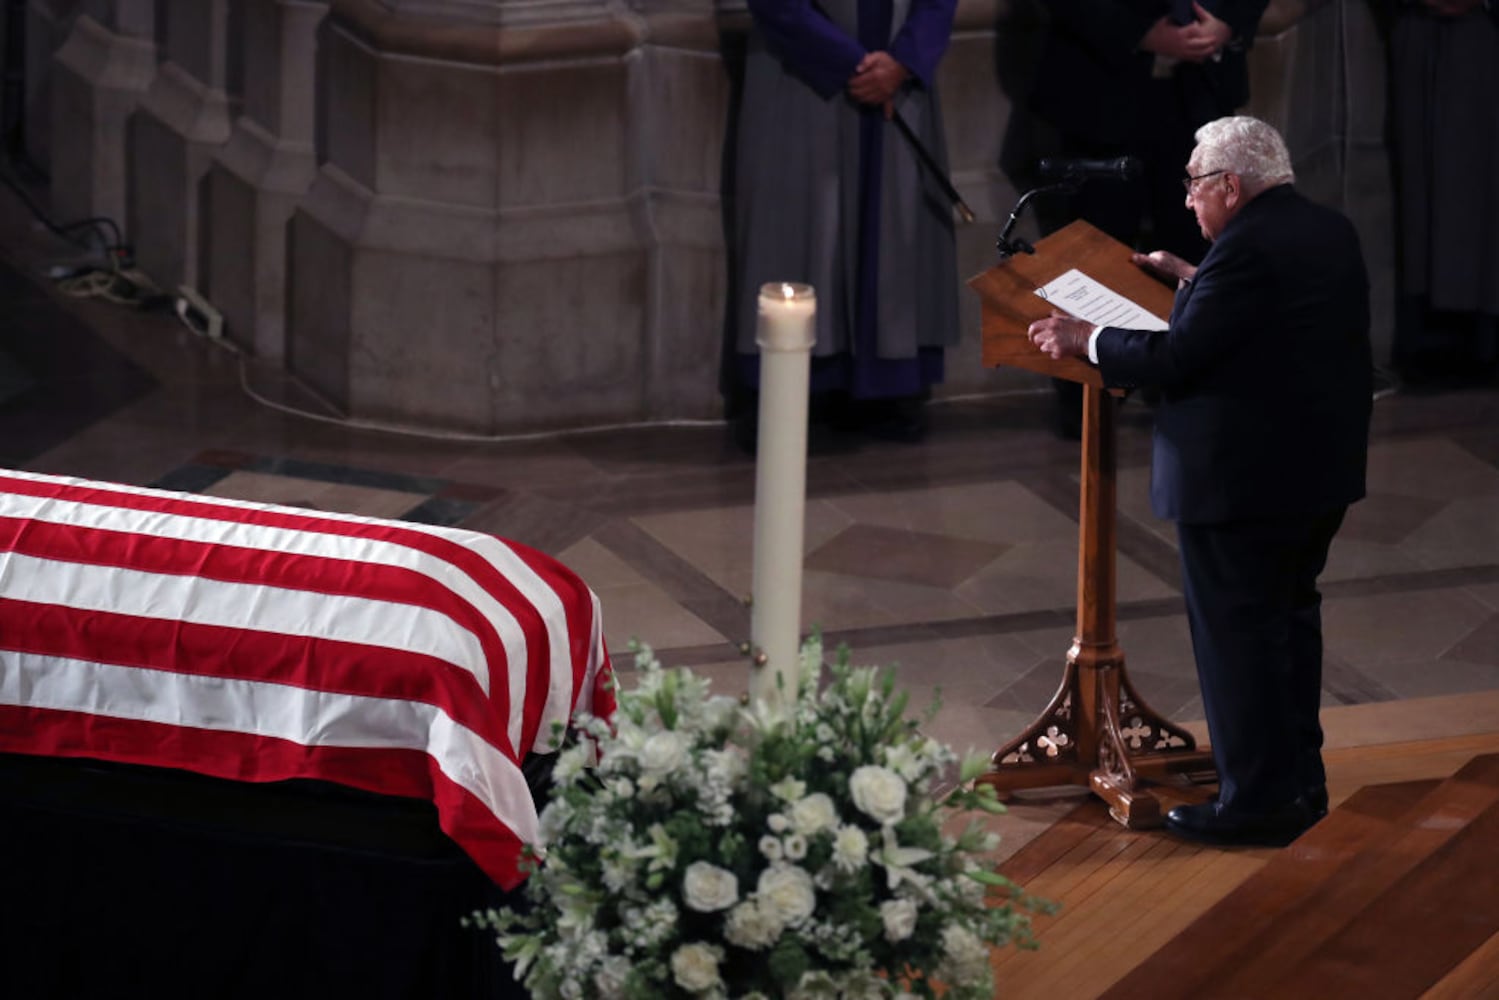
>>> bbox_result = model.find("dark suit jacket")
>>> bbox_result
[1096,185,1372,524]
[1031,0,1269,147]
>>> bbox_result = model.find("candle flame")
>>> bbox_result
[780,282,796,300]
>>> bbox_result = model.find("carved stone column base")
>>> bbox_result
[128,62,232,289]
[48,15,155,230]
[207,122,317,362]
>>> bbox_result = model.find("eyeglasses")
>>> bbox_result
[1182,169,1226,193]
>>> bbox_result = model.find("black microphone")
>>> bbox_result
[1037,156,1143,182]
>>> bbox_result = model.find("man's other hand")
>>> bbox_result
[1189,3,1233,51]
[1028,311,1094,360]
[1132,250,1198,285]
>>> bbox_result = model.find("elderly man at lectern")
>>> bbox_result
[1027,116,1372,847]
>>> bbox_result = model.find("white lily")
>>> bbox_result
[872,825,934,893]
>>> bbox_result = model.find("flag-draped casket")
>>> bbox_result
[0,468,614,889]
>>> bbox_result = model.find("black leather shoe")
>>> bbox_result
[1163,797,1319,847]
[1304,784,1328,820]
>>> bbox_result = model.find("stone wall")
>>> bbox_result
[24,0,1394,433]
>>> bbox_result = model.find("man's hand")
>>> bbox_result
[1139,4,1231,63]
[849,52,909,112]
[1132,250,1198,285]
[1189,3,1233,51]
[1027,311,1094,360]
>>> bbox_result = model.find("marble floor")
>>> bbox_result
[4,183,1498,780]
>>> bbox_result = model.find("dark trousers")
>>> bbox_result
[1176,508,1346,813]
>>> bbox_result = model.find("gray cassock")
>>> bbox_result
[733,0,960,366]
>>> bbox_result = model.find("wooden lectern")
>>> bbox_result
[969,219,1215,827]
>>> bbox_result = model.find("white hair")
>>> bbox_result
[1193,116,1295,190]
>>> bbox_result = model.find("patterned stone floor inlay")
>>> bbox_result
[804,523,1009,587]
[1443,613,1499,668]
[1339,490,1449,545]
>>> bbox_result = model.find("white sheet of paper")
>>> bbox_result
[1033,268,1169,331]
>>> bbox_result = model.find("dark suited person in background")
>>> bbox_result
[1031,0,1269,437]
[1028,116,1372,846]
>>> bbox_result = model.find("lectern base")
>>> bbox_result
[978,750,1217,829]
[975,656,1218,830]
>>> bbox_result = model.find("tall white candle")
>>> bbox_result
[750,282,816,710]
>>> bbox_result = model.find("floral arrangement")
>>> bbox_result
[468,635,1050,999]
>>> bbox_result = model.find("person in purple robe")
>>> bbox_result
[730,0,959,446]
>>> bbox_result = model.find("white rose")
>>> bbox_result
[831,824,869,872]
[849,765,908,825]
[880,897,919,942]
[756,864,817,928]
[682,861,739,913]
[670,942,724,994]
[640,730,688,776]
[759,835,784,862]
[724,899,782,950]
[787,793,838,835]
[767,812,791,834]
[784,833,808,861]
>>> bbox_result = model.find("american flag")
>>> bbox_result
[0,468,614,888]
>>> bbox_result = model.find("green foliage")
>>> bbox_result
[468,634,1052,999]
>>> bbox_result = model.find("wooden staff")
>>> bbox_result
[891,108,975,224]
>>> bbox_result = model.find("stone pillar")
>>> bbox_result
[1247,0,1344,205]
[626,0,732,418]
[21,0,81,173]
[286,0,657,431]
[205,0,326,361]
[49,0,156,230]
[128,0,233,290]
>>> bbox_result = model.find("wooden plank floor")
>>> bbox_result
[987,725,1499,999]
